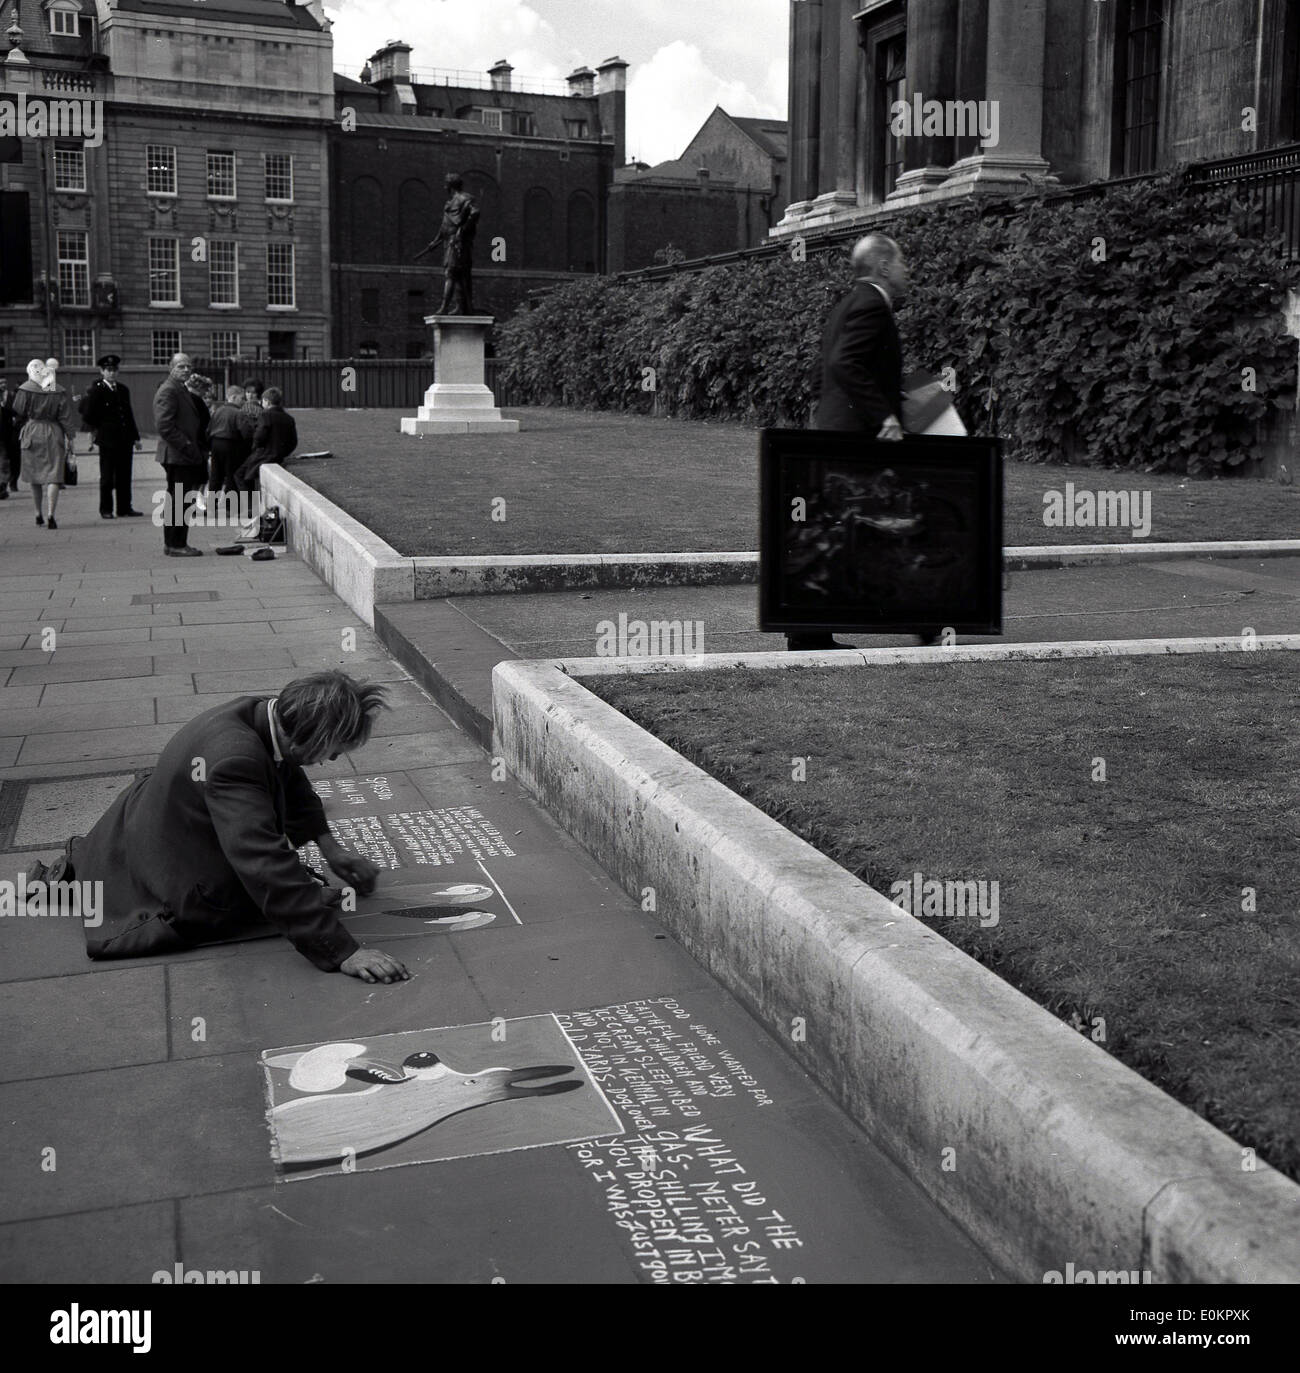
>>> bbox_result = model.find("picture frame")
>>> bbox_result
[758,429,1003,636]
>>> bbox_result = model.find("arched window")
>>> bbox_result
[523,187,554,268]
[566,190,595,273]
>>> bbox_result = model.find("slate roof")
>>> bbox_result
[112,0,325,31]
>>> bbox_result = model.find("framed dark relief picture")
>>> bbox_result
[759,430,1003,636]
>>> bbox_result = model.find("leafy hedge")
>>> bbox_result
[497,177,1300,474]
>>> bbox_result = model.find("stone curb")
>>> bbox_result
[491,652,1300,1284]
[259,465,412,627]
[411,552,757,597]
[251,468,1300,606]
[547,633,1300,678]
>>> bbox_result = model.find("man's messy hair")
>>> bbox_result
[277,671,389,760]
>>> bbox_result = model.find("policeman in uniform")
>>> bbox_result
[79,353,144,518]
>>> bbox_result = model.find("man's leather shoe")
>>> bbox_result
[786,634,853,651]
[100,511,115,519]
[164,547,203,557]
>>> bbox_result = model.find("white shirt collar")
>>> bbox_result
[859,279,893,310]
[267,698,286,763]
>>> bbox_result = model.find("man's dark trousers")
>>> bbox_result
[209,437,241,493]
[99,439,135,517]
[161,463,206,549]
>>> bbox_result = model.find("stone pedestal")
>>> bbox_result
[400,315,519,435]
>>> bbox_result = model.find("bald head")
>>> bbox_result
[851,233,908,303]
[169,353,193,383]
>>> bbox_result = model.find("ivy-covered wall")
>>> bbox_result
[497,177,1300,475]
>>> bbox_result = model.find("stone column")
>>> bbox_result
[888,0,960,199]
[808,0,858,218]
[942,0,1055,193]
[781,0,824,220]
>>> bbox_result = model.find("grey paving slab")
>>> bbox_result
[0,650,53,668]
[12,774,135,845]
[39,674,194,706]
[451,914,719,1016]
[0,738,19,767]
[0,967,169,1081]
[7,657,163,686]
[147,622,283,643]
[0,1057,272,1222]
[27,628,153,649]
[0,636,26,652]
[0,755,167,781]
[58,613,181,632]
[18,724,179,768]
[166,939,491,1061]
[147,648,299,674]
[177,1160,640,1286]
[0,1201,177,1283]
[0,701,158,739]
[0,685,42,706]
[338,730,483,771]
[267,611,347,630]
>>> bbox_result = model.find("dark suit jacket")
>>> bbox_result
[249,406,297,465]
[811,281,903,432]
[79,379,141,447]
[77,696,360,971]
[152,376,205,466]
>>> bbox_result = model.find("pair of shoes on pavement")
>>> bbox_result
[164,546,203,557]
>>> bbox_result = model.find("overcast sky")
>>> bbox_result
[322,0,789,165]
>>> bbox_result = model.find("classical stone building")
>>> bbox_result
[776,0,1300,238]
[608,107,787,271]
[0,0,333,375]
[331,41,627,357]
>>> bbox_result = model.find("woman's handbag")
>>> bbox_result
[63,453,78,486]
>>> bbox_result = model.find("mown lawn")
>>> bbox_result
[587,652,1300,1179]
[287,407,1300,556]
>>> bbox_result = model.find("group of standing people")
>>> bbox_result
[153,352,297,556]
[0,352,298,549]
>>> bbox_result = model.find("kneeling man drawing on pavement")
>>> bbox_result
[29,671,410,985]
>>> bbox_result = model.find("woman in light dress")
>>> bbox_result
[10,358,76,529]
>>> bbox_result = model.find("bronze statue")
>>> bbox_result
[415,173,481,315]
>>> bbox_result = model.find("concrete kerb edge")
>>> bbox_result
[245,466,1300,601]
[544,634,1300,678]
[414,538,1300,594]
[490,653,1300,1284]
[259,465,413,627]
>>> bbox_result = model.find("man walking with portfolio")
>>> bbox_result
[795,233,938,651]
[80,354,144,520]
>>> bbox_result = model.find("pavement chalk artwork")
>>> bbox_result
[262,1015,622,1179]
[299,771,521,933]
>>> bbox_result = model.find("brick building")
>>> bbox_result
[330,41,627,358]
[775,0,1300,239]
[0,0,332,376]
[608,107,787,271]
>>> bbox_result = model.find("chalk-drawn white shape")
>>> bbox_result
[285,1042,369,1093]
[421,909,496,931]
